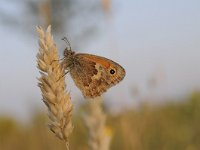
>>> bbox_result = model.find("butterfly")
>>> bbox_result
[61,37,125,98]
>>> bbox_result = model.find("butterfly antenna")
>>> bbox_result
[62,37,72,51]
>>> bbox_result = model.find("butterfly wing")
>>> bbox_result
[69,53,125,98]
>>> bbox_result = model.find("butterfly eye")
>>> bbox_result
[110,69,116,75]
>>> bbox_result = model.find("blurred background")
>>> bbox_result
[0,0,200,149]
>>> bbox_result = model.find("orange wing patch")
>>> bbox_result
[83,55,111,68]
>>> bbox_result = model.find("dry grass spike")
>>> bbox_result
[36,25,73,150]
[83,97,112,150]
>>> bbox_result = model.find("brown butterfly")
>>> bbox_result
[61,37,125,98]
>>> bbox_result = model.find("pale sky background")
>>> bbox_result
[0,0,200,121]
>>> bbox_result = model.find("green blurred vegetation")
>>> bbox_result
[1,92,200,150]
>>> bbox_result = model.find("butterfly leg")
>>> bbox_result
[57,63,73,82]
[50,57,65,65]
[57,70,70,82]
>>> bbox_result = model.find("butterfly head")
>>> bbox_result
[64,49,75,57]
[62,36,76,59]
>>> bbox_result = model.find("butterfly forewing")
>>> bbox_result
[68,53,125,98]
